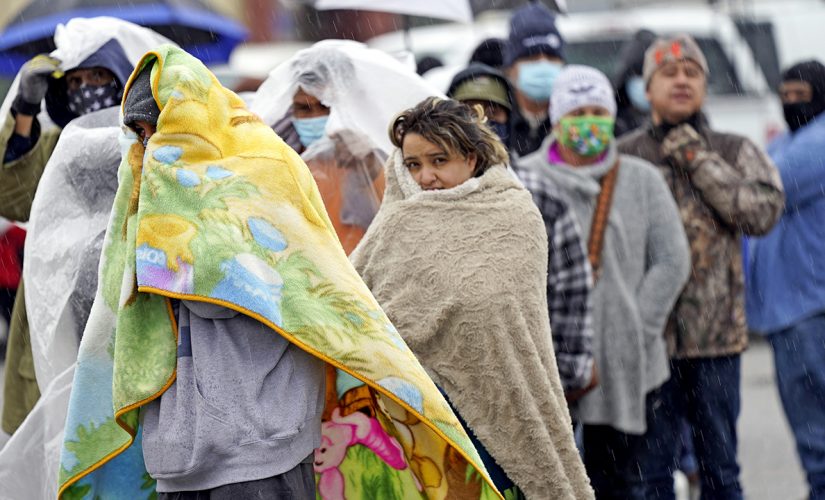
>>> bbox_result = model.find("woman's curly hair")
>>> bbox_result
[389,97,509,176]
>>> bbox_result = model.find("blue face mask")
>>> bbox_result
[293,115,329,148]
[489,120,510,145]
[625,76,650,112]
[517,61,563,102]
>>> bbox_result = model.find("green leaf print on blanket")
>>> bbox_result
[62,418,124,479]
[315,442,422,500]
[61,483,91,500]
[141,472,158,500]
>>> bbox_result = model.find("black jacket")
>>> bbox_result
[510,108,552,157]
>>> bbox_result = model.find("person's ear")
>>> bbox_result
[467,152,478,172]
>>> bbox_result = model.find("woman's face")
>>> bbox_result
[402,133,477,190]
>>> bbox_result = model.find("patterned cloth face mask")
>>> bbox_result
[68,80,122,115]
[558,115,615,157]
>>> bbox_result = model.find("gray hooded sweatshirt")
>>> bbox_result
[519,136,691,434]
[141,301,325,492]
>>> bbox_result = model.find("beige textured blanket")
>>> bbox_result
[351,152,594,499]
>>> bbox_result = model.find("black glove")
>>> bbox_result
[12,54,62,116]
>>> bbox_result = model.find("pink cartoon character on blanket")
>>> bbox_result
[314,407,409,499]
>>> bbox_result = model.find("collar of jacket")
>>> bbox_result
[647,112,709,142]
[512,105,552,134]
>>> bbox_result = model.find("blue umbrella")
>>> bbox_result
[0,0,247,76]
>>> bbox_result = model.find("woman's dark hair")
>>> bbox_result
[389,97,509,176]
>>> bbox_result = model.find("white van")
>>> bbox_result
[369,5,785,146]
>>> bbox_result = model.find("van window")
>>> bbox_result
[566,36,743,95]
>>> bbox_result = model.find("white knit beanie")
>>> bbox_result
[550,65,617,124]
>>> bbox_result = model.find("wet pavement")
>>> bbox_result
[739,337,807,500]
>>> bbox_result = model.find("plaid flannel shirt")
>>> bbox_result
[515,165,595,392]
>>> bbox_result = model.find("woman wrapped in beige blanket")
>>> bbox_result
[351,97,593,499]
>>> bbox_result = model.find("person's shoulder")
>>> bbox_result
[617,126,651,147]
[703,126,754,152]
[512,147,551,183]
[789,119,825,148]
[618,126,648,142]
[512,146,547,171]
[512,165,569,220]
[513,159,555,194]
[618,153,671,192]
[618,153,661,175]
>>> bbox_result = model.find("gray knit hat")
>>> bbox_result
[123,63,160,129]
[550,65,617,124]
[642,34,709,84]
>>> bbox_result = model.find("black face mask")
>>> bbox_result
[779,60,825,132]
[783,101,825,132]
[489,120,510,146]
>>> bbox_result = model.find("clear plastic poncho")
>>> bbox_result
[23,106,121,393]
[15,15,172,397]
[0,106,120,500]
[0,16,173,131]
[0,18,172,500]
[250,40,443,254]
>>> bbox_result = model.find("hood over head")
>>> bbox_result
[45,38,135,127]
[122,63,160,130]
[781,59,825,131]
[0,17,173,129]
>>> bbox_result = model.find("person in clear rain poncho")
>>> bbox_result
[0,17,172,437]
[0,18,172,500]
[250,40,442,254]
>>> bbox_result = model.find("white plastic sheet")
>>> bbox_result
[0,17,173,135]
[24,106,121,393]
[250,40,442,252]
[250,39,443,158]
[17,15,171,393]
[0,365,74,500]
[1,107,120,500]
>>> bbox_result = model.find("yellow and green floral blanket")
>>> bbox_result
[58,45,499,500]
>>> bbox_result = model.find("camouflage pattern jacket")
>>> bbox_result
[619,116,784,358]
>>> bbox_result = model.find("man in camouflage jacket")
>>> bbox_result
[618,35,784,499]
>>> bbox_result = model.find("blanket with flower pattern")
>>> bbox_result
[57,44,499,500]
